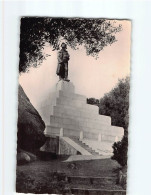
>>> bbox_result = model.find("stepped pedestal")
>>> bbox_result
[38,81,124,144]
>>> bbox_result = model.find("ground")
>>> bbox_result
[16,156,123,194]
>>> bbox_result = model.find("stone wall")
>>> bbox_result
[59,138,79,155]
[40,136,59,154]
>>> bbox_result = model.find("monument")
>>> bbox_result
[38,45,124,155]
[56,43,70,81]
[38,80,124,155]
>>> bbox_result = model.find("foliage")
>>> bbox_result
[87,77,130,166]
[87,98,99,106]
[19,17,122,72]
[99,77,130,166]
[99,77,130,132]
[16,171,71,194]
[87,77,130,132]
[112,135,128,167]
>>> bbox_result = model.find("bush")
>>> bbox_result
[99,77,130,131]
[111,135,128,166]
[16,171,71,194]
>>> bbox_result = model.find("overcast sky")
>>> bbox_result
[19,20,131,108]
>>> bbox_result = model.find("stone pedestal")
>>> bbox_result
[38,80,124,143]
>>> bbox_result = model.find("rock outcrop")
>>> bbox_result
[17,85,46,154]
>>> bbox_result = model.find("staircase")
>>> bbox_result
[69,137,114,157]
[64,175,126,194]
[70,137,100,155]
[81,139,113,156]
[38,81,124,145]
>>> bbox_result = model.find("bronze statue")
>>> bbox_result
[56,43,70,81]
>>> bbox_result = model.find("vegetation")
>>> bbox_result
[87,77,130,166]
[16,158,121,193]
[99,77,129,166]
[87,97,99,106]
[112,135,128,167]
[19,17,122,72]
[99,77,130,132]
[16,171,70,194]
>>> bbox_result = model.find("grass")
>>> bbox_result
[16,157,121,193]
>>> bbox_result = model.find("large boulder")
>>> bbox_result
[17,148,37,165]
[17,85,46,153]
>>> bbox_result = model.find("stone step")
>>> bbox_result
[58,90,86,101]
[38,80,124,146]
[69,188,126,195]
[56,97,99,112]
[50,115,111,128]
[45,125,121,143]
[81,139,113,156]
[48,118,123,139]
[60,173,125,194]
[67,175,116,181]
[51,111,111,126]
[70,137,99,155]
[56,98,85,108]
[61,137,92,155]
[67,176,117,186]
[53,105,98,118]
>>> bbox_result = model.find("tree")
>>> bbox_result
[19,17,122,72]
[112,135,128,166]
[87,98,99,106]
[87,77,130,166]
[99,77,130,132]
[99,77,130,166]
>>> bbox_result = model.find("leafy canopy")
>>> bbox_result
[99,77,130,132]
[19,17,122,72]
[87,77,130,132]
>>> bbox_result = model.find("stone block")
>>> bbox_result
[83,131,98,140]
[49,122,61,128]
[56,80,75,94]
[63,129,80,137]
[58,91,86,102]
[45,126,60,135]
[97,115,111,125]
[83,104,99,112]
[59,138,78,155]
[101,134,116,142]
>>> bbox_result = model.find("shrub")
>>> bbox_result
[16,171,71,194]
[111,135,128,166]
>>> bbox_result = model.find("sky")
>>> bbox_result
[19,20,131,108]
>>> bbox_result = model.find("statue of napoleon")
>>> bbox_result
[56,43,70,82]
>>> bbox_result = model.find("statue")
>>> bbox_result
[56,43,70,81]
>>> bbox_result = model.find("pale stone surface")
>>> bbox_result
[98,133,102,142]
[60,128,63,137]
[115,136,119,142]
[59,137,78,155]
[37,80,124,147]
[80,131,83,140]
[61,137,91,155]
[81,139,113,156]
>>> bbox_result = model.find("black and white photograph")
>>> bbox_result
[2,1,151,195]
[16,17,131,194]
